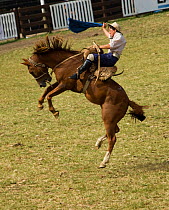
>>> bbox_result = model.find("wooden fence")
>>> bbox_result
[13,0,96,38]
[17,4,52,38]
[91,0,123,22]
[0,0,124,40]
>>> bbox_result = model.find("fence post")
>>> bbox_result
[13,8,20,39]
[18,8,26,38]
[40,0,47,29]
[46,4,52,33]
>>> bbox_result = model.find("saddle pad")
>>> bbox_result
[94,66,117,80]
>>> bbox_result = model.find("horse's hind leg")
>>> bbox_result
[95,135,107,149]
[99,132,116,168]
[99,104,123,168]
[38,82,59,110]
[95,125,119,149]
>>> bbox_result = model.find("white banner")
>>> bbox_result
[135,0,169,14]
[157,0,169,9]
[122,0,169,17]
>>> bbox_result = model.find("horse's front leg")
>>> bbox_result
[38,82,59,110]
[46,83,66,119]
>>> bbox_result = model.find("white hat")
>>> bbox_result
[108,22,121,32]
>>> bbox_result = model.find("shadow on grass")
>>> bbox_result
[134,160,169,172]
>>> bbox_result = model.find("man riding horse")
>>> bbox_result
[69,22,126,80]
[22,32,146,168]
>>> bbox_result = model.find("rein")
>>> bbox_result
[93,41,101,84]
[33,72,48,80]
[50,52,83,75]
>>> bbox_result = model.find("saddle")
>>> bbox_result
[94,66,117,81]
[82,46,117,81]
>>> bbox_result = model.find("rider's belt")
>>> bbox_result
[112,52,120,59]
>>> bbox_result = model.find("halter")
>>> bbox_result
[28,58,49,80]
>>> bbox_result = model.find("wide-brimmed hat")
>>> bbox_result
[108,22,121,32]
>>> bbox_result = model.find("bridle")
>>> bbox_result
[28,58,47,68]
[28,58,49,80]
[28,53,83,80]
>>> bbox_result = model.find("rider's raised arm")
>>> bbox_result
[102,23,109,38]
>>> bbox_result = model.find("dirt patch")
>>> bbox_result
[0,37,42,54]
[0,30,101,54]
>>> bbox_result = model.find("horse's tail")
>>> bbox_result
[128,100,146,122]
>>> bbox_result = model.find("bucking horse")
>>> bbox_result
[22,36,146,168]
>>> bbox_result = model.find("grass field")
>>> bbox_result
[0,11,169,209]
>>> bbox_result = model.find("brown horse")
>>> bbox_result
[22,36,146,168]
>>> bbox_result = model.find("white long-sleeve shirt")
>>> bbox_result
[108,32,126,56]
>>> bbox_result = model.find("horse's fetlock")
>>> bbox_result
[49,108,55,113]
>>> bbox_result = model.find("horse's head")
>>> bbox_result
[21,58,52,87]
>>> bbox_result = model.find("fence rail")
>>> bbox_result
[18,4,52,38]
[0,12,18,40]
[92,0,123,22]
[50,0,94,30]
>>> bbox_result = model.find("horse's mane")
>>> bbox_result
[33,35,77,54]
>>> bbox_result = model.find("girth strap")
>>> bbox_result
[82,79,91,94]
[82,75,95,94]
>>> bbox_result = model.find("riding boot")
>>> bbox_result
[69,59,92,79]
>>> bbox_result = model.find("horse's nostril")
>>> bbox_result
[39,82,46,88]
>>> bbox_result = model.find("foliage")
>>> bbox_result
[0,11,168,209]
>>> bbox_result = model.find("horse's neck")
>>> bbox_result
[40,51,79,69]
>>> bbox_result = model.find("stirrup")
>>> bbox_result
[69,73,79,79]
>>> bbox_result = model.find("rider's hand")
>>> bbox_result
[102,23,107,28]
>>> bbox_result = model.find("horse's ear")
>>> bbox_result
[21,58,29,66]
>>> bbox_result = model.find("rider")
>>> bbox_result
[69,22,126,80]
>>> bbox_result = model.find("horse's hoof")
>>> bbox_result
[99,162,106,168]
[95,142,101,149]
[53,111,59,119]
[37,105,44,111]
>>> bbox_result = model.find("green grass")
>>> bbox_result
[0,11,169,209]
